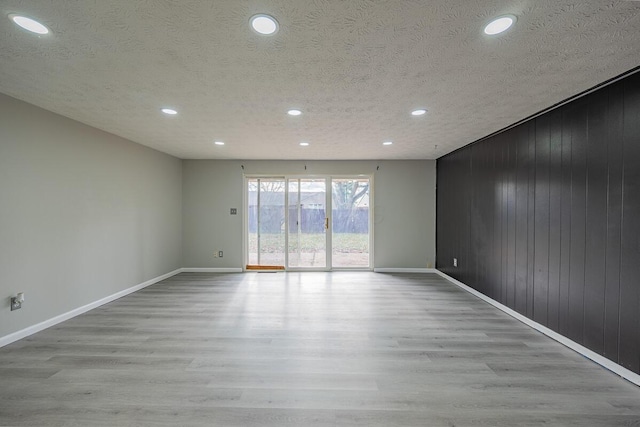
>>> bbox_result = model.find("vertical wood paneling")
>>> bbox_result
[583,89,608,354]
[534,115,551,325]
[492,138,502,301]
[469,148,479,289]
[514,124,530,316]
[460,149,473,287]
[499,133,509,304]
[619,73,640,373]
[526,123,536,320]
[506,129,517,310]
[436,71,640,374]
[470,144,482,294]
[567,99,588,344]
[547,109,563,332]
[604,83,624,362]
[558,107,573,337]
[436,153,459,278]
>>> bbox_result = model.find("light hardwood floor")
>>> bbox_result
[1,272,639,426]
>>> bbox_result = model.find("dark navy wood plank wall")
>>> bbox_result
[436,72,640,373]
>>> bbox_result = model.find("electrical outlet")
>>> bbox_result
[213,252,218,258]
[230,208,237,215]
[10,297,22,311]
[218,251,223,258]
[453,258,458,267]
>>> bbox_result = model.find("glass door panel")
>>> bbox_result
[248,175,370,271]
[247,178,285,268]
[331,178,370,268]
[287,178,327,269]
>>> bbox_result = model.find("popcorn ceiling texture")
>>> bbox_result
[0,1,639,160]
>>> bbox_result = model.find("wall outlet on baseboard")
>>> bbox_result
[453,258,458,267]
[218,251,223,258]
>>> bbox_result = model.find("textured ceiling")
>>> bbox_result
[1,1,639,160]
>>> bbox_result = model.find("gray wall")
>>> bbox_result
[0,94,183,338]
[182,160,436,269]
[0,94,436,340]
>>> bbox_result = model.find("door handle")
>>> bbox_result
[325,217,329,230]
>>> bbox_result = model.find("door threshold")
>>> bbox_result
[246,265,285,272]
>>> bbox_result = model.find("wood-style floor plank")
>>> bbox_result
[1,272,639,426]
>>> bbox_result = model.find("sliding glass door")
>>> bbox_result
[246,176,371,270]
[331,178,370,268]
[288,178,328,269]
[247,178,286,269]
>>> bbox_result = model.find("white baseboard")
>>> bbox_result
[181,268,243,273]
[374,268,438,273]
[0,268,182,348]
[433,269,640,387]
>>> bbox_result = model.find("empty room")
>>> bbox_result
[1,1,640,425]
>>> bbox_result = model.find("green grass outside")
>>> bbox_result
[249,233,368,253]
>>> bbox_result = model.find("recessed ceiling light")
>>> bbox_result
[161,108,178,115]
[300,142,310,146]
[383,141,393,146]
[411,109,427,116]
[250,14,279,35]
[484,15,516,35]
[214,141,225,146]
[287,109,302,116]
[9,14,49,35]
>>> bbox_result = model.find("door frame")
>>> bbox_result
[243,174,374,271]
